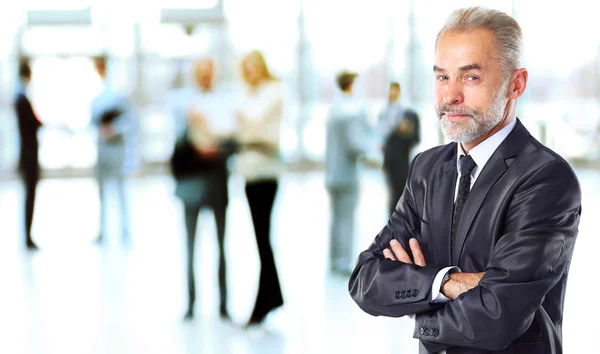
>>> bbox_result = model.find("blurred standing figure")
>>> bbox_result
[14,59,42,250]
[90,55,136,245]
[171,58,237,321]
[379,82,420,217]
[326,71,371,275]
[236,50,284,327]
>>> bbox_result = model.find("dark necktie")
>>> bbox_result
[451,155,477,255]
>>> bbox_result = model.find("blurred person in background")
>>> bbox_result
[326,71,371,275]
[14,58,42,250]
[379,82,420,217]
[170,57,237,321]
[349,7,580,354]
[235,50,284,327]
[90,55,136,246]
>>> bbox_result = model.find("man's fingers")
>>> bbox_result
[409,238,426,267]
[390,240,412,264]
[383,248,395,261]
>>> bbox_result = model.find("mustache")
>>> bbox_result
[436,104,476,118]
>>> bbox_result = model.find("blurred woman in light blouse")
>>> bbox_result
[235,50,284,326]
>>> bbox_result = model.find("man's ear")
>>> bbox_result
[507,68,528,99]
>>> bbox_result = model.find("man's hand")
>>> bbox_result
[442,272,485,300]
[196,144,221,159]
[396,119,414,136]
[188,107,207,127]
[383,238,426,266]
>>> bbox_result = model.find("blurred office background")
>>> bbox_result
[1,0,599,353]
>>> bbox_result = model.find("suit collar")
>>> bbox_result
[491,118,530,160]
[456,117,517,181]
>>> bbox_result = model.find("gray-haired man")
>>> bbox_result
[349,7,580,354]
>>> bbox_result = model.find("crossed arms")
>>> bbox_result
[348,157,581,351]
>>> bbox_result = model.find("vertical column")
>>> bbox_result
[132,21,147,167]
[295,0,309,162]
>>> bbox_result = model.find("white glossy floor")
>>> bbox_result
[0,169,598,354]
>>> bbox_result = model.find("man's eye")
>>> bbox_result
[466,76,479,81]
[436,75,448,81]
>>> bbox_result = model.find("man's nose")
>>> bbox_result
[443,81,464,105]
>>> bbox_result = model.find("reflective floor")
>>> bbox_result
[0,169,598,354]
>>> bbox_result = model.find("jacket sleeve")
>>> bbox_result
[348,153,447,317]
[345,111,373,157]
[405,109,420,146]
[108,95,135,136]
[414,159,581,352]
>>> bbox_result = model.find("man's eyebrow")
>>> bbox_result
[433,64,483,72]
[459,63,482,71]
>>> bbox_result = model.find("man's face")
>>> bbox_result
[434,28,509,143]
[194,60,214,90]
[389,86,400,102]
[95,62,106,79]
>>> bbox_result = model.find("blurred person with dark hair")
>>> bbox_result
[349,7,580,353]
[14,58,42,250]
[326,71,371,275]
[90,55,136,246]
[170,57,237,321]
[379,81,420,217]
[235,50,284,327]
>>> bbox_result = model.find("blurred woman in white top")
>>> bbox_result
[235,50,284,327]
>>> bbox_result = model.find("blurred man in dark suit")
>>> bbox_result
[14,59,42,250]
[170,58,237,321]
[379,82,420,217]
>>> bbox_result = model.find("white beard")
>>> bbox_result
[438,81,509,143]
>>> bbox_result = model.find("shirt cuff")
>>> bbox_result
[431,266,461,303]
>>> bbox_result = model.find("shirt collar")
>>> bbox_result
[16,80,29,95]
[457,118,517,179]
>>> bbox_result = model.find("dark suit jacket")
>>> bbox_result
[383,109,420,210]
[14,92,42,180]
[349,119,581,354]
[383,108,420,178]
[171,128,238,207]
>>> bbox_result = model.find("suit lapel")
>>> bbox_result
[452,119,531,265]
[432,156,457,266]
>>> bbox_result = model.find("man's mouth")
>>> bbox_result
[443,113,471,121]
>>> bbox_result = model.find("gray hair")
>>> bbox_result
[436,7,523,78]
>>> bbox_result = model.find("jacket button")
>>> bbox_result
[395,291,401,299]
[400,290,407,299]
[413,289,419,297]
[420,327,425,335]
[406,289,413,297]
[433,329,439,337]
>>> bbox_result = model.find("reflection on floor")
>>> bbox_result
[0,169,598,354]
